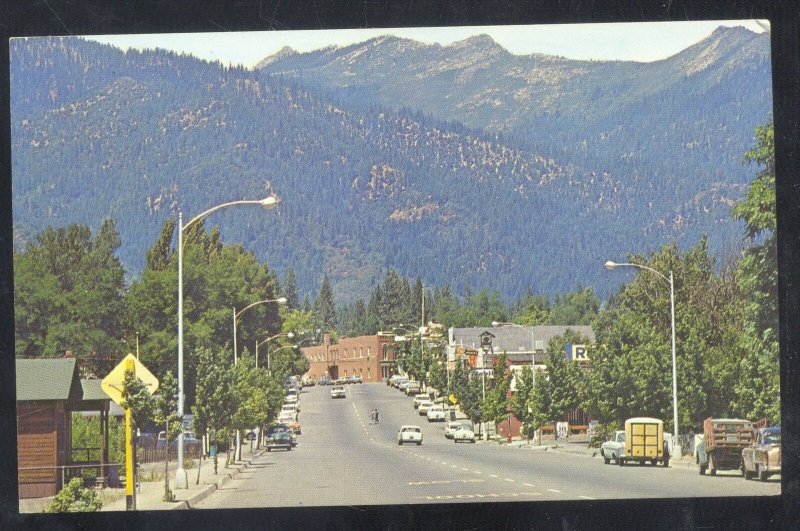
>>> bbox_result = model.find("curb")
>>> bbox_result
[178,449,265,509]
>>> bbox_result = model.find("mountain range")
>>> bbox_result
[10,27,772,304]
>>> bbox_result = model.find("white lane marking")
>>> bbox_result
[548,488,561,493]
[474,471,482,474]
[489,474,498,478]
[523,483,535,487]
[450,465,458,469]
[579,495,595,500]
[462,468,470,471]
[503,478,514,482]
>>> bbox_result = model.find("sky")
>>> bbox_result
[86,20,769,68]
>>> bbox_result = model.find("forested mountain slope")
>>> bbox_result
[10,30,771,303]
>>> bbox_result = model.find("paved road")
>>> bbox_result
[195,383,780,508]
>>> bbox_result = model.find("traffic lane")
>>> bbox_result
[352,385,781,500]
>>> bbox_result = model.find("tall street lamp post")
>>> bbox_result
[175,195,280,489]
[255,332,295,370]
[233,298,287,364]
[492,321,540,445]
[605,260,681,459]
[232,297,286,460]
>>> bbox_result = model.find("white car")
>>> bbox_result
[398,425,423,446]
[330,385,346,399]
[600,430,626,464]
[426,405,446,422]
[278,411,295,424]
[453,425,476,443]
[417,400,434,415]
[445,420,473,439]
[281,403,298,420]
[413,394,429,409]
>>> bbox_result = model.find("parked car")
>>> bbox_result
[742,426,781,481]
[398,425,423,446]
[319,377,332,386]
[266,431,293,451]
[278,411,296,424]
[330,385,346,399]
[453,424,476,443]
[347,375,363,384]
[281,403,299,420]
[417,400,434,415]
[426,405,446,422]
[267,424,297,446]
[404,381,421,395]
[393,377,409,390]
[287,420,302,435]
[413,394,430,409]
[157,431,201,451]
[445,420,473,439]
[600,430,626,464]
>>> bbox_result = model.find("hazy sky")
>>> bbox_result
[86,20,769,68]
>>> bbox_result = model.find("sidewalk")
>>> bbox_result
[101,443,265,511]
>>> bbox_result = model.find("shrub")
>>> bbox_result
[46,478,103,513]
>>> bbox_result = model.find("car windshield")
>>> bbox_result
[403,427,420,433]
[763,433,781,444]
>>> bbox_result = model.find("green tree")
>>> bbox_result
[46,477,103,513]
[281,267,300,310]
[480,352,512,431]
[513,287,550,326]
[510,365,534,441]
[548,287,599,325]
[314,274,337,333]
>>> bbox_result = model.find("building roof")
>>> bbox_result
[449,325,595,355]
[16,358,83,402]
[80,379,110,401]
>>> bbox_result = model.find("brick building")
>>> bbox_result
[302,333,399,383]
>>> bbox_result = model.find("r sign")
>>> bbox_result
[564,344,590,362]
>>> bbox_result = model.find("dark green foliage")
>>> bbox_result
[314,275,337,333]
[11,34,771,304]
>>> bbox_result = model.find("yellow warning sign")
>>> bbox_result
[101,353,159,406]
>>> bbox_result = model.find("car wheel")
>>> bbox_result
[663,459,669,467]
[604,456,610,464]
[417,441,422,446]
[709,454,716,476]
[741,461,748,478]
[398,440,402,445]
[758,464,768,481]
[650,459,657,466]
[618,456,624,466]
[699,464,706,475]
[267,448,271,452]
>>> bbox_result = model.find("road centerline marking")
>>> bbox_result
[548,488,561,493]
[579,495,595,500]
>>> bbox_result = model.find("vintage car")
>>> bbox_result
[445,420,474,439]
[453,424,476,443]
[330,385,346,399]
[426,404,447,422]
[742,426,780,481]
[600,430,626,464]
[398,425,423,446]
[266,431,293,451]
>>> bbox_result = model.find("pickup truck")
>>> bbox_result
[600,430,626,464]
[741,426,780,481]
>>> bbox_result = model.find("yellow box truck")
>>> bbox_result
[619,417,670,467]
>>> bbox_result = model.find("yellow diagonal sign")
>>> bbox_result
[449,393,458,405]
[101,353,159,406]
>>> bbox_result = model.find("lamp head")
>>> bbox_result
[260,195,280,209]
[604,260,619,270]
[287,332,295,339]
[277,297,288,304]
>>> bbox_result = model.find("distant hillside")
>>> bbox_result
[10,31,771,304]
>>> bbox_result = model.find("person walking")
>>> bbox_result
[374,409,379,424]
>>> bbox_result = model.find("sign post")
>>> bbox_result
[102,354,159,511]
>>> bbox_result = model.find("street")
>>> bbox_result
[195,383,780,508]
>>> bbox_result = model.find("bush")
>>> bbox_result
[46,478,103,513]
[588,423,618,448]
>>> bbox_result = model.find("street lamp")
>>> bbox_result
[492,321,540,445]
[233,297,287,364]
[255,332,295,370]
[267,344,298,375]
[604,260,681,459]
[175,194,280,489]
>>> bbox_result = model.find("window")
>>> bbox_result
[535,340,545,351]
